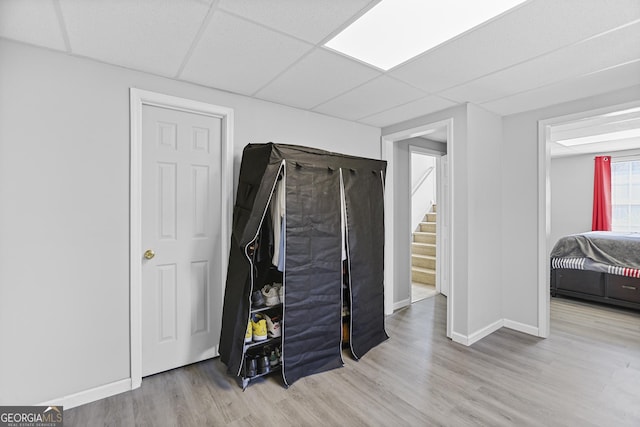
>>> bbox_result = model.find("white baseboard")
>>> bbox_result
[38,378,132,410]
[503,319,539,336]
[393,298,411,311]
[452,319,504,346]
[451,331,470,346]
[467,319,504,346]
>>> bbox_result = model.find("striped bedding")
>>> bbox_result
[551,231,640,278]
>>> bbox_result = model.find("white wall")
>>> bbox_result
[0,40,380,406]
[550,154,594,247]
[501,85,640,329]
[466,105,503,334]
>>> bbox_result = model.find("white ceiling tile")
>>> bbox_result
[481,60,640,116]
[0,0,66,50]
[181,11,312,95]
[59,0,210,77]
[313,76,426,121]
[440,21,640,104]
[390,0,640,93]
[217,0,376,43]
[254,48,380,109]
[358,96,458,128]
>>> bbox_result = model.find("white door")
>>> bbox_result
[439,154,450,297]
[141,104,222,377]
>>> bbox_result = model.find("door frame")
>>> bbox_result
[382,118,454,339]
[129,88,234,389]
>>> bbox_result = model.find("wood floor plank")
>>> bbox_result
[65,295,640,426]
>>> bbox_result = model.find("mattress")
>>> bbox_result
[551,231,640,278]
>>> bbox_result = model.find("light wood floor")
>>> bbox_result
[411,282,437,303]
[66,296,640,426]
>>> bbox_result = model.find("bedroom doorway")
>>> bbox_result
[382,118,452,338]
[538,100,640,337]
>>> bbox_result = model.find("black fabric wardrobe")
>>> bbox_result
[219,143,388,387]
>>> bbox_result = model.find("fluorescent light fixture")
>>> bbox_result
[604,106,640,117]
[325,0,527,70]
[556,128,640,146]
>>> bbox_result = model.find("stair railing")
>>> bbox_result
[412,166,434,196]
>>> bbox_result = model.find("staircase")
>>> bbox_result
[411,204,436,287]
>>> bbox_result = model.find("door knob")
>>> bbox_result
[144,249,155,260]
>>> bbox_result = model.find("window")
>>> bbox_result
[612,160,640,232]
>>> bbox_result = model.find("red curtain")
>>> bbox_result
[592,156,611,231]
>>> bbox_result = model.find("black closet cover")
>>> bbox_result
[343,169,389,358]
[219,143,387,383]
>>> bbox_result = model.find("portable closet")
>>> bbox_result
[219,143,388,387]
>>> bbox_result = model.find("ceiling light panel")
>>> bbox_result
[324,0,527,70]
[556,129,640,146]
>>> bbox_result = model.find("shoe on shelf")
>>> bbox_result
[261,285,279,306]
[257,355,270,375]
[269,350,279,368]
[251,314,267,342]
[273,282,283,302]
[245,319,252,344]
[252,290,265,308]
[262,314,281,338]
[244,356,257,378]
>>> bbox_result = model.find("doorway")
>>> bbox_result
[410,148,439,303]
[537,99,640,338]
[129,89,234,389]
[381,118,453,338]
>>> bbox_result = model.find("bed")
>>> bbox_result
[550,231,640,310]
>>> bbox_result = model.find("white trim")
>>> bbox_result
[381,138,394,317]
[451,331,470,346]
[453,319,504,346]
[503,319,539,336]
[393,298,411,311]
[129,89,234,390]
[537,99,640,340]
[38,379,131,410]
[382,118,454,339]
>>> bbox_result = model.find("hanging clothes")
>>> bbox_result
[271,175,286,268]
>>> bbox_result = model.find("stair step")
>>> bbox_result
[412,266,436,285]
[412,254,436,269]
[411,242,436,256]
[426,213,437,222]
[431,204,436,213]
[413,232,436,245]
[419,222,436,233]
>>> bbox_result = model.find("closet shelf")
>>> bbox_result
[250,303,282,314]
[244,336,281,350]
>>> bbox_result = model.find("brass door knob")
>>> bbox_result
[144,249,155,260]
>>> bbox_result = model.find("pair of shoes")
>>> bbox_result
[268,345,281,368]
[244,355,257,378]
[262,283,284,305]
[251,315,268,342]
[248,313,281,343]
[261,284,280,306]
[257,355,270,375]
[263,313,281,338]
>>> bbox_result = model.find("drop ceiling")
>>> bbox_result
[1,0,639,128]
